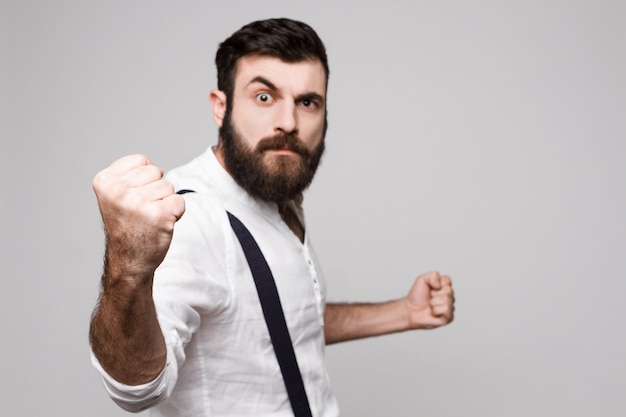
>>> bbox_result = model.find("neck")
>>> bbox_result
[214,144,305,242]
[278,202,305,243]
[213,144,227,170]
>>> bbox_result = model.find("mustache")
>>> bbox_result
[256,133,310,157]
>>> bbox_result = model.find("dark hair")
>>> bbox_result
[215,18,329,99]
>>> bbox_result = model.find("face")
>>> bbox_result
[212,55,327,202]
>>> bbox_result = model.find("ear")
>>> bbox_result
[209,89,227,127]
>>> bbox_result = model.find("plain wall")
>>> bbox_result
[1,1,624,416]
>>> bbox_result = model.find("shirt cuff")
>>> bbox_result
[90,350,170,413]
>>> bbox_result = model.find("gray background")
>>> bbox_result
[1,1,625,416]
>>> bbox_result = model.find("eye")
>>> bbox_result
[256,92,274,104]
[298,98,319,110]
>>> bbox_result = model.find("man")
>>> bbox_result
[90,18,454,417]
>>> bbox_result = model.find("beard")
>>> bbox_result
[219,110,326,203]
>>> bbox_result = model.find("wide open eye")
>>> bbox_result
[256,92,275,104]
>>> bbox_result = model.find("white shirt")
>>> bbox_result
[92,147,340,417]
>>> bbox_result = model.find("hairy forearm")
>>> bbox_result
[89,155,184,386]
[324,273,456,344]
[324,300,410,344]
[89,253,166,385]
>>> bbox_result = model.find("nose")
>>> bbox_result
[274,101,298,134]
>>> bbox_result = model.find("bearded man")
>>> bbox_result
[89,18,455,417]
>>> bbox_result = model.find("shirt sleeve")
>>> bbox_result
[90,191,231,412]
[90,346,177,412]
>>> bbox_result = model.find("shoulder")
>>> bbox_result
[165,150,216,195]
[161,148,235,251]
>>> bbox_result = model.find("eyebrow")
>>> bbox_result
[248,76,325,105]
[248,76,278,91]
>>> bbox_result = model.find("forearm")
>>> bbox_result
[324,272,455,344]
[89,265,166,385]
[89,155,185,386]
[324,300,410,344]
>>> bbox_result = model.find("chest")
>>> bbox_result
[225,211,326,325]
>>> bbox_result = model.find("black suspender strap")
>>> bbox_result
[227,211,313,417]
[176,189,313,416]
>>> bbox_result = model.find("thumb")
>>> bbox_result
[408,274,435,307]
[407,271,444,306]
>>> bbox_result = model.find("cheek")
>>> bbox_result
[231,106,268,145]
[302,116,326,147]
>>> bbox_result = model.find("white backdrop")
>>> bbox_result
[1,1,625,416]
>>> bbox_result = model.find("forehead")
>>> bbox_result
[233,55,327,95]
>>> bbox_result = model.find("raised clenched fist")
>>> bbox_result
[93,154,185,280]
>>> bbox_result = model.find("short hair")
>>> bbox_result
[215,18,329,99]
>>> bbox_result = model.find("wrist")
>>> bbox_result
[103,239,159,287]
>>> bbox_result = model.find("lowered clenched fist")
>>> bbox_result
[406,271,455,330]
[93,154,185,280]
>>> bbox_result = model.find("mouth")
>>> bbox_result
[264,147,299,157]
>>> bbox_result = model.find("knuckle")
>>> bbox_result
[161,179,175,193]
[146,164,164,179]
[93,169,113,192]
[126,153,150,166]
